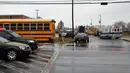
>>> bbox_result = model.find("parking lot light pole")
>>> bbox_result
[99,14,101,27]
[36,9,39,19]
[72,0,74,39]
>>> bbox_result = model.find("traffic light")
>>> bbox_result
[101,2,108,5]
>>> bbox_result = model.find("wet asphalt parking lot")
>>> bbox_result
[50,36,130,73]
[0,44,56,73]
[1,35,130,73]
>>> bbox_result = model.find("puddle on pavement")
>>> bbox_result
[98,45,124,48]
[62,43,90,51]
[75,43,89,47]
[100,48,124,51]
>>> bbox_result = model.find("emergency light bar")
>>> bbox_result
[0,28,6,31]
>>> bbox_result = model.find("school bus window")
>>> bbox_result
[24,23,29,30]
[11,23,16,30]
[0,24,3,28]
[31,23,36,30]
[18,23,23,30]
[44,23,50,30]
[4,24,9,30]
[37,23,43,30]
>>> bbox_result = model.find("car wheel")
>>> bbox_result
[87,39,89,43]
[75,40,79,44]
[108,37,112,39]
[7,50,17,61]
[87,37,89,43]
[49,39,54,43]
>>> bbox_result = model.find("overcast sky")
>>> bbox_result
[0,0,130,27]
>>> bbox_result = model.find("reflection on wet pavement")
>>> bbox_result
[64,36,130,52]
[50,36,130,73]
[0,44,55,73]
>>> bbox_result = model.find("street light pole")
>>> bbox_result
[91,19,92,25]
[36,9,39,19]
[72,0,74,39]
[99,14,101,27]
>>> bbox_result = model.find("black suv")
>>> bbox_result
[0,29,38,50]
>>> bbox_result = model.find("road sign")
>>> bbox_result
[57,20,64,32]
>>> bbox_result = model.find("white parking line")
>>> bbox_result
[36,53,52,58]
[30,55,49,62]
[28,58,47,65]
[0,62,30,73]
[38,45,45,48]
[0,71,4,73]
[15,61,42,70]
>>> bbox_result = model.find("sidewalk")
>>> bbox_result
[120,36,130,42]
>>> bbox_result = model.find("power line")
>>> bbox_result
[0,1,130,5]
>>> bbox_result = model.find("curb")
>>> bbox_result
[122,39,130,42]
[41,48,59,73]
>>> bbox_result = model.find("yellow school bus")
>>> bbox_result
[0,19,56,42]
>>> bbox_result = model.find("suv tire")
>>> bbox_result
[6,50,17,61]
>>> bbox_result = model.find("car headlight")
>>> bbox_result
[19,46,26,50]
[27,40,35,43]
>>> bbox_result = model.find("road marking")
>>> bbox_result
[0,62,30,73]
[28,58,47,65]
[30,55,49,62]
[96,46,98,48]
[35,50,53,55]
[36,53,52,58]
[42,48,60,73]
[0,71,4,73]
[15,61,43,70]
[38,45,45,49]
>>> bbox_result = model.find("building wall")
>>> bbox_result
[0,15,31,19]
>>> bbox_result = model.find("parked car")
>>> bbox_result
[0,28,38,50]
[74,32,89,43]
[0,37,31,60]
[61,32,67,37]
[65,31,74,38]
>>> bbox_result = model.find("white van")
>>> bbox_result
[99,26,123,39]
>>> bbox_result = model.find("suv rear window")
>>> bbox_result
[0,32,8,37]
[75,33,87,37]
[0,31,12,39]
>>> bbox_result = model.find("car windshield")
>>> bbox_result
[0,37,9,43]
[8,30,21,38]
[11,32,21,38]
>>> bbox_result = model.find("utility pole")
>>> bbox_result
[36,9,39,19]
[72,0,74,39]
[91,19,92,26]
[99,14,101,27]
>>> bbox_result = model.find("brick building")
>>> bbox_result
[0,15,31,19]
